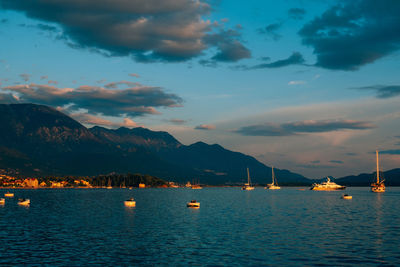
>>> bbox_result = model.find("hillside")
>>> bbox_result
[0,103,310,184]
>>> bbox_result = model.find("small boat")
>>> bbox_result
[18,198,30,206]
[124,198,136,207]
[371,150,385,193]
[191,185,202,189]
[242,168,255,190]
[341,194,352,199]
[310,177,346,191]
[4,192,14,197]
[265,166,281,190]
[106,178,112,189]
[0,198,5,205]
[187,200,200,208]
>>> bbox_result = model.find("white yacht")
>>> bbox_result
[265,166,280,190]
[242,168,255,190]
[310,177,345,191]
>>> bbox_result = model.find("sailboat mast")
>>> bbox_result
[272,166,275,185]
[376,150,380,183]
[247,168,250,184]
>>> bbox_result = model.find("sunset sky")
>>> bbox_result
[1,0,400,178]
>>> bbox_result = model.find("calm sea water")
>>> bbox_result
[1,187,400,266]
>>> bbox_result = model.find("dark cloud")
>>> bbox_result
[288,8,306,20]
[311,160,320,164]
[354,85,400,98]
[0,93,19,103]
[36,23,58,32]
[104,81,140,89]
[346,152,357,156]
[235,119,375,136]
[19,73,30,81]
[258,22,283,41]
[169,118,186,125]
[205,29,251,62]
[296,164,335,169]
[299,0,400,70]
[380,149,400,155]
[1,82,182,117]
[195,124,216,130]
[330,160,344,164]
[249,52,305,69]
[1,0,249,63]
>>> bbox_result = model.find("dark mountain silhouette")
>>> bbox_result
[335,168,400,186]
[0,103,311,184]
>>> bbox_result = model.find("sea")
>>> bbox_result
[1,187,399,266]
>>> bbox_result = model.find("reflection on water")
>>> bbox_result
[0,187,400,265]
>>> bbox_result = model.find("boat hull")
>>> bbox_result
[124,201,136,207]
[18,199,30,206]
[187,203,200,208]
[371,184,385,193]
[310,187,346,191]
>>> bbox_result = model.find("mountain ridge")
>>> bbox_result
[0,103,310,185]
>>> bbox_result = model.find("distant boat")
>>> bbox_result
[191,179,202,189]
[124,198,136,207]
[0,198,5,205]
[242,168,255,190]
[265,166,281,190]
[106,178,112,189]
[187,200,200,208]
[310,177,346,191]
[4,192,14,197]
[371,150,385,193]
[341,194,352,199]
[18,198,30,206]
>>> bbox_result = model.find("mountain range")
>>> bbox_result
[1,103,399,186]
[0,103,310,185]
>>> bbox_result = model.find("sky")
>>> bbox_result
[1,0,400,178]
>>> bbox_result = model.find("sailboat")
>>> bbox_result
[371,150,385,193]
[265,166,280,190]
[242,168,255,190]
[191,178,202,189]
[106,178,112,189]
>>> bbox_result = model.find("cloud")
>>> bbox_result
[249,52,305,69]
[288,80,306,85]
[330,160,344,164]
[235,119,376,136]
[354,85,400,98]
[1,0,250,63]
[40,76,48,80]
[380,149,400,155]
[19,73,30,81]
[204,29,251,62]
[169,119,186,125]
[104,81,140,89]
[70,113,138,128]
[258,22,283,41]
[0,93,19,103]
[299,0,400,70]
[1,82,182,117]
[288,8,306,20]
[195,124,216,130]
[122,118,138,128]
[48,80,58,85]
[129,73,140,78]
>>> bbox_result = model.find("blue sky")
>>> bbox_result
[1,0,400,178]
